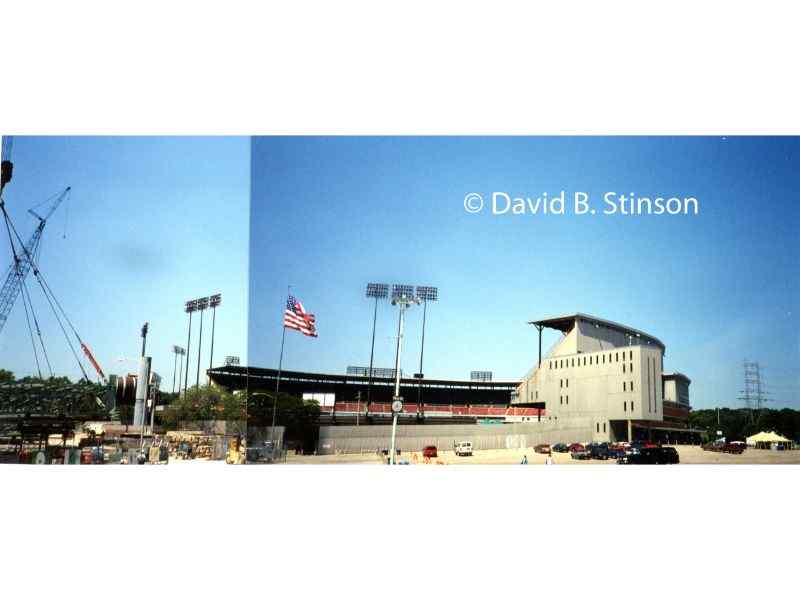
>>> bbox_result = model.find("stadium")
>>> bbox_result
[209,312,703,454]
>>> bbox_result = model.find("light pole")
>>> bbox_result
[389,285,420,465]
[365,283,389,411]
[208,293,222,382]
[183,299,197,397]
[195,296,209,389]
[171,345,185,395]
[415,286,438,411]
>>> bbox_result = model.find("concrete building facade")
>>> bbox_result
[515,313,691,443]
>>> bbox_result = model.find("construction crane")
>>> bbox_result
[0,187,70,333]
[0,136,106,384]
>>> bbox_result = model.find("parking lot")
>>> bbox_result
[282,445,800,465]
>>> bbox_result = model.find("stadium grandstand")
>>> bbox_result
[207,365,542,424]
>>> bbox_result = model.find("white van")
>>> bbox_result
[454,441,473,456]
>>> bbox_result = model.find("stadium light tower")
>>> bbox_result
[194,296,210,389]
[208,293,222,381]
[171,345,186,394]
[365,283,389,409]
[389,284,420,465]
[183,299,198,397]
[415,286,438,407]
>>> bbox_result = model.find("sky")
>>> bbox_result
[0,136,249,389]
[249,136,800,410]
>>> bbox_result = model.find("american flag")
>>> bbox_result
[283,295,317,337]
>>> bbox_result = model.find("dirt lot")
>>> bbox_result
[282,445,800,465]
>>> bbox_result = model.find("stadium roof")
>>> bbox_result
[528,312,665,350]
[663,372,691,384]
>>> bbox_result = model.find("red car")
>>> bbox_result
[568,443,585,452]
[422,445,438,458]
[722,443,745,454]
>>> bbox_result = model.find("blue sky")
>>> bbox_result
[0,137,249,388]
[250,136,800,409]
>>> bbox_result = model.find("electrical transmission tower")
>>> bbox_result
[738,360,769,422]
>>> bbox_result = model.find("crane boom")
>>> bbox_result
[0,187,70,334]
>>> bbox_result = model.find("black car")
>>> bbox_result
[588,443,609,460]
[655,446,679,464]
[617,447,659,464]
[551,443,569,453]
[618,447,680,465]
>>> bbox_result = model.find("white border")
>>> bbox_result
[1,2,799,599]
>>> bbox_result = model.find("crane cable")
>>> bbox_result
[22,277,53,377]
[19,276,43,379]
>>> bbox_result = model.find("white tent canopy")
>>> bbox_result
[746,431,793,449]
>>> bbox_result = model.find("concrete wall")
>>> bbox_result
[317,420,594,455]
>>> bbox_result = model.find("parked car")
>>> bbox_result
[571,446,591,460]
[423,445,438,459]
[588,443,609,460]
[722,443,745,454]
[454,441,473,456]
[607,443,626,459]
[551,443,569,453]
[617,447,659,464]
[534,443,551,454]
[655,446,680,464]
[568,443,585,453]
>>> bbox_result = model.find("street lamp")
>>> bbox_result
[415,286,438,409]
[388,284,420,465]
[365,283,389,410]
[183,299,198,397]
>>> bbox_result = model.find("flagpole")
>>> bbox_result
[271,285,291,459]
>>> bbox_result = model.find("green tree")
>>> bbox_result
[247,390,320,453]
[158,385,245,430]
[0,369,15,383]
